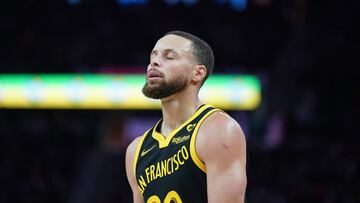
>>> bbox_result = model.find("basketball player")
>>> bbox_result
[125,31,247,203]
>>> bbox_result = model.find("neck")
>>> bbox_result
[160,89,202,137]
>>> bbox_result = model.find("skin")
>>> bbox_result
[125,34,247,203]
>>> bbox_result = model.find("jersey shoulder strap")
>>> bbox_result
[189,105,224,172]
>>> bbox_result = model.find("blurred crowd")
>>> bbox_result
[0,110,133,203]
[0,0,359,202]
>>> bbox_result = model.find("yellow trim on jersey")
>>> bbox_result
[151,120,165,148]
[133,129,151,179]
[190,108,222,173]
[151,104,214,149]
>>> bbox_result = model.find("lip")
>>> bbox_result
[147,70,163,80]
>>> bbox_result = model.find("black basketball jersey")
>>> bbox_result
[133,104,222,203]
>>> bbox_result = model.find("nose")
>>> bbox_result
[150,61,159,68]
[150,55,160,68]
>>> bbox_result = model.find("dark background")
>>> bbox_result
[0,0,359,202]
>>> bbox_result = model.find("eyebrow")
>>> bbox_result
[150,49,179,57]
[150,50,158,57]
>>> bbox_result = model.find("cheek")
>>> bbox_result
[172,71,190,83]
[165,63,191,81]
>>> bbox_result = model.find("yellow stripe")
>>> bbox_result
[133,129,150,179]
[151,120,167,148]
[151,104,214,148]
[190,108,222,173]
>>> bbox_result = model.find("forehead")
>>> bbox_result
[153,34,193,53]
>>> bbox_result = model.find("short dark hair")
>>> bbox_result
[165,31,214,85]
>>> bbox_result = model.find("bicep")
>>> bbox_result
[206,157,247,203]
[125,138,145,203]
[199,113,247,203]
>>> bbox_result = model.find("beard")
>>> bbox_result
[142,75,188,99]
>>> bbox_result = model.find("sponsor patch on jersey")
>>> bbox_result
[172,135,190,144]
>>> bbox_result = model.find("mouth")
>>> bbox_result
[147,70,163,80]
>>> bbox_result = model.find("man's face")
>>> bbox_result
[142,34,196,99]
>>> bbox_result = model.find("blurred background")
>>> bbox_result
[0,0,359,202]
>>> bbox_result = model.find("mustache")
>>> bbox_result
[147,68,165,78]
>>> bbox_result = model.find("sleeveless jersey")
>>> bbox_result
[133,104,222,203]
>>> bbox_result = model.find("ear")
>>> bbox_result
[192,65,207,83]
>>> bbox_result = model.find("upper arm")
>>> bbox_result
[197,112,247,203]
[125,137,144,203]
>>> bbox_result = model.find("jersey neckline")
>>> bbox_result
[151,104,211,148]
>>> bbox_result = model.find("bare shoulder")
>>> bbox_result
[197,111,246,161]
[200,111,245,141]
[125,136,142,190]
[126,136,143,166]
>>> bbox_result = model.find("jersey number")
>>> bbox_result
[147,190,182,203]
